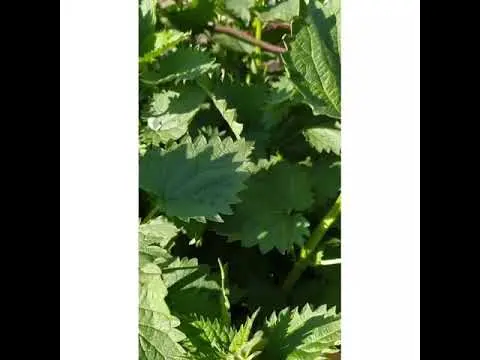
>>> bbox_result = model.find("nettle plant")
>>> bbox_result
[138,0,341,359]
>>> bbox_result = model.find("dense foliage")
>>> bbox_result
[138,0,341,358]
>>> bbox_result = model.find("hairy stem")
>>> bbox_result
[209,23,287,53]
[282,194,342,292]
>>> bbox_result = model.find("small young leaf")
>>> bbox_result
[303,121,341,155]
[139,30,191,64]
[262,304,341,360]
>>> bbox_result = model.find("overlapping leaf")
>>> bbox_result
[216,162,314,253]
[144,85,208,144]
[141,49,219,85]
[197,78,244,140]
[139,134,252,222]
[163,256,223,321]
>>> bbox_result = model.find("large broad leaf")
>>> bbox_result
[282,1,341,118]
[225,0,256,24]
[138,261,187,360]
[216,162,314,253]
[139,134,252,222]
[261,304,341,360]
[144,85,208,144]
[303,120,341,155]
[257,0,301,23]
[141,48,219,85]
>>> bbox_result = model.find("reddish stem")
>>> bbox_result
[210,24,287,54]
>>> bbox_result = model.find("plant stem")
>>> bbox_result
[253,17,263,68]
[209,23,287,53]
[320,258,341,266]
[142,204,161,224]
[282,194,342,292]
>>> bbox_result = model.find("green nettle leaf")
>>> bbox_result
[144,85,208,144]
[216,162,314,253]
[198,79,244,140]
[139,0,157,56]
[140,30,191,64]
[257,0,301,23]
[137,0,342,356]
[261,304,341,360]
[182,310,264,360]
[282,0,341,118]
[311,159,341,205]
[163,256,224,321]
[225,0,256,24]
[139,216,180,247]
[228,309,262,354]
[216,83,269,123]
[139,135,252,222]
[262,76,302,129]
[139,261,187,360]
[182,317,234,358]
[165,0,216,33]
[321,0,341,56]
[141,48,219,85]
[303,120,341,155]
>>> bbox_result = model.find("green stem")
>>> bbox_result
[320,258,341,266]
[251,17,263,73]
[282,194,342,292]
[142,204,161,224]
